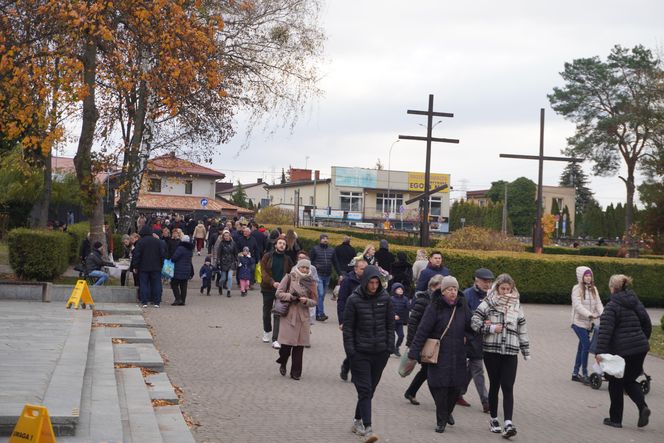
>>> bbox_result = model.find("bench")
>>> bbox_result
[0,280,53,302]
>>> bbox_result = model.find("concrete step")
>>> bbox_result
[94,314,147,328]
[97,326,153,343]
[41,310,92,436]
[117,368,164,443]
[145,373,179,404]
[154,406,196,443]
[114,343,165,371]
[94,303,143,315]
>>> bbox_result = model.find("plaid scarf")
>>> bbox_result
[486,290,521,331]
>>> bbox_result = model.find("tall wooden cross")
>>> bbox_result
[399,94,459,247]
[500,108,582,253]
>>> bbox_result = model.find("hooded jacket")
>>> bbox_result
[131,225,166,273]
[406,290,432,347]
[570,266,604,330]
[390,283,409,323]
[596,289,651,357]
[342,266,395,356]
[171,241,194,280]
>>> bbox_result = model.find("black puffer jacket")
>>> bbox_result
[310,243,335,277]
[406,290,432,347]
[596,290,651,357]
[343,266,395,356]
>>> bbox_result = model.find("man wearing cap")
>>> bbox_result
[458,268,494,412]
[310,233,335,321]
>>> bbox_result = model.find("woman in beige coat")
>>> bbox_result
[570,266,603,384]
[192,221,207,255]
[275,259,318,380]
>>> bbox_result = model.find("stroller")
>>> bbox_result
[587,324,652,395]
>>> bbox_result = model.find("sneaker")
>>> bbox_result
[154,304,160,308]
[272,341,281,349]
[456,396,471,407]
[580,375,590,385]
[363,426,375,440]
[262,331,270,343]
[571,374,581,382]
[603,418,622,428]
[502,423,517,439]
[394,349,401,357]
[142,304,148,308]
[351,419,365,435]
[489,418,501,433]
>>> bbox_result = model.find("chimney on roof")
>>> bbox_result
[257,178,263,184]
[169,151,176,158]
[314,170,320,180]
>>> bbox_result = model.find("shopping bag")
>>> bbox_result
[254,262,262,284]
[598,354,625,378]
[161,259,174,279]
[399,350,416,377]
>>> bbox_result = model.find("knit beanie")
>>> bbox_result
[440,276,459,291]
[296,259,311,269]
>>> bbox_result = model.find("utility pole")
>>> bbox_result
[398,94,459,246]
[500,109,581,253]
[502,183,508,235]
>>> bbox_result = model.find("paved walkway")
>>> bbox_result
[142,253,664,443]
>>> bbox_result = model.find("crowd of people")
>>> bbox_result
[74,213,654,441]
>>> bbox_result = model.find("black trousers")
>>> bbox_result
[261,291,280,340]
[394,321,404,349]
[484,353,517,420]
[428,385,461,426]
[201,278,211,294]
[405,363,429,398]
[607,351,648,423]
[277,345,304,378]
[171,279,188,304]
[350,352,389,427]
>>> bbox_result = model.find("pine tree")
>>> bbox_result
[280,168,286,184]
[562,205,572,236]
[231,181,248,208]
[559,162,597,214]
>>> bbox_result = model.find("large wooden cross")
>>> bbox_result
[399,94,459,247]
[500,108,582,253]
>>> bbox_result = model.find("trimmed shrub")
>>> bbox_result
[305,225,420,247]
[661,314,664,331]
[8,228,72,280]
[438,226,525,252]
[66,222,90,264]
[271,225,664,307]
[255,207,294,225]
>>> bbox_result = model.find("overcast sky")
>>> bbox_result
[60,1,664,207]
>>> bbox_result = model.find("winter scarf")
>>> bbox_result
[486,289,521,331]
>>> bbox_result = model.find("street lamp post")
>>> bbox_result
[386,139,400,218]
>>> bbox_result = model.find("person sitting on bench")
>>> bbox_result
[85,241,114,285]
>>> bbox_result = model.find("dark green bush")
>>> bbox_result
[112,233,124,260]
[8,228,72,281]
[661,314,664,331]
[578,246,621,257]
[66,222,89,264]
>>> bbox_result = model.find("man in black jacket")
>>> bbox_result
[85,241,114,285]
[310,234,335,321]
[403,274,445,405]
[343,266,394,440]
[337,259,368,381]
[131,225,166,308]
[333,236,356,276]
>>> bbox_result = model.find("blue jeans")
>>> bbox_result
[572,324,591,376]
[139,271,162,305]
[89,270,109,286]
[218,270,234,291]
[316,275,331,317]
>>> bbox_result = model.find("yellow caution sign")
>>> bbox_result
[66,280,94,310]
[9,404,56,443]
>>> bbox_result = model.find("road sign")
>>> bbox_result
[200,198,208,208]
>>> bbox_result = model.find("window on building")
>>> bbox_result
[429,196,442,216]
[340,191,363,212]
[148,178,161,193]
[185,180,193,195]
[309,196,314,205]
[376,192,404,213]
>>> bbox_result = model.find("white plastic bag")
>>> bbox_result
[598,354,625,378]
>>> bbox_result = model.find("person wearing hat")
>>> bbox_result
[407,276,473,433]
[274,258,318,380]
[458,268,494,412]
[310,233,335,321]
[570,266,603,384]
[237,246,255,296]
[199,256,216,296]
[471,274,530,438]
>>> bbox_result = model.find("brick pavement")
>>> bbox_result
[144,253,664,443]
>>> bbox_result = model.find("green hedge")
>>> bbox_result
[305,225,421,247]
[524,245,622,257]
[8,228,72,281]
[67,222,89,264]
[280,225,664,307]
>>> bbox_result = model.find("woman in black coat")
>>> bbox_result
[170,235,194,306]
[408,276,473,433]
[595,274,652,428]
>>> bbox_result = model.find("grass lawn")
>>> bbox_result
[0,241,8,265]
[650,326,664,358]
